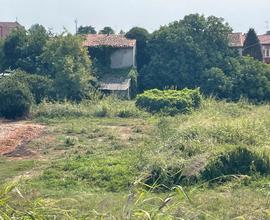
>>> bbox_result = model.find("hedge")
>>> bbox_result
[135,88,202,115]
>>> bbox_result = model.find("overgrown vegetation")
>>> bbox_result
[0,77,33,119]
[136,88,202,115]
[1,13,270,219]
[0,97,269,219]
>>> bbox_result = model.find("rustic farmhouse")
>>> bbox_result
[229,32,270,64]
[0,22,23,39]
[83,34,136,99]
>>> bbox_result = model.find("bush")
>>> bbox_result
[10,71,55,103]
[0,78,33,119]
[201,147,270,181]
[136,88,202,115]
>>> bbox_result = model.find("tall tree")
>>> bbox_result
[99,27,115,35]
[140,14,233,90]
[3,27,27,70]
[41,34,93,100]
[77,25,97,34]
[243,28,263,61]
[18,24,49,73]
[125,27,150,72]
[2,24,49,73]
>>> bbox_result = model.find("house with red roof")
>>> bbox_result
[0,22,23,39]
[229,32,270,64]
[83,34,137,99]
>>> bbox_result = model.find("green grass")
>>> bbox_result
[2,97,270,219]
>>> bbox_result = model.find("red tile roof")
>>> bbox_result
[258,34,270,45]
[229,32,270,47]
[0,22,22,39]
[83,34,136,48]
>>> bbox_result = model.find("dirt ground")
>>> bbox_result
[0,120,44,158]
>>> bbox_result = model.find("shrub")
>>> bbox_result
[145,163,184,191]
[136,88,202,115]
[201,147,270,181]
[0,78,33,119]
[10,71,55,103]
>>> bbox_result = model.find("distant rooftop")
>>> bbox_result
[229,32,270,47]
[0,21,23,39]
[83,34,136,48]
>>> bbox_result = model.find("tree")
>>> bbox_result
[2,24,49,73]
[99,27,115,35]
[243,28,263,61]
[200,67,232,98]
[41,34,93,100]
[77,25,97,34]
[17,24,49,74]
[140,14,233,90]
[0,39,4,71]
[3,27,27,70]
[231,56,270,102]
[125,27,150,72]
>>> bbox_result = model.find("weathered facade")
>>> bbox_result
[0,22,22,39]
[229,32,270,64]
[83,34,136,99]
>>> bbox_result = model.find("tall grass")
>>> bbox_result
[32,96,147,120]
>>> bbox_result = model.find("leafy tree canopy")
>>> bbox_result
[41,33,93,100]
[125,27,150,73]
[2,24,49,73]
[77,25,97,34]
[99,26,115,35]
[140,14,234,90]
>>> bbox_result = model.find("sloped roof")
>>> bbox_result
[83,34,136,48]
[0,22,21,27]
[99,75,131,91]
[228,32,245,47]
[0,22,23,38]
[258,34,270,45]
[229,32,270,47]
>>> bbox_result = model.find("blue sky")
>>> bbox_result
[0,0,269,34]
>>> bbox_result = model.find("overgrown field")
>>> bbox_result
[1,97,270,219]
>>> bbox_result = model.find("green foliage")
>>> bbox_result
[2,27,27,70]
[0,39,5,71]
[202,147,270,181]
[10,70,55,103]
[2,24,49,73]
[99,26,115,35]
[231,56,270,102]
[33,100,93,119]
[40,154,139,192]
[140,14,233,90]
[243,28,263,61]
[125,27,150,72]
[77,25,97,34]
[128,68,138,99]
[89,46,116,77]
[200,67,232,98]
[0,77,33,119]
[136,88,202,115]
[41,34,93,100]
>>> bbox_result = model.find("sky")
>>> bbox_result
[0,0,270,34]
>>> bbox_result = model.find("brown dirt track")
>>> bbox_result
[0,120,44,158]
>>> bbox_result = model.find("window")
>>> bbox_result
[263,47,270,58]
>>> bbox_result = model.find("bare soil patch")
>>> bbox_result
[0,120,45,158]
